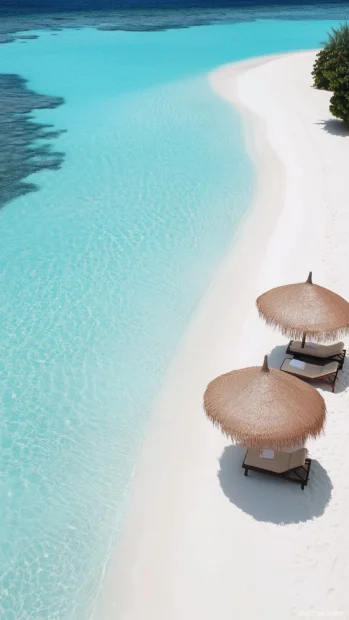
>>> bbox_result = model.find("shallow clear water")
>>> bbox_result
[0,13,345,620]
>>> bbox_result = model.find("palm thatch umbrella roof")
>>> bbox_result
[256,272,349,342]
[204,356,326,450]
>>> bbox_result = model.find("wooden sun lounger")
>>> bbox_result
[281,357,340,392]
[286,340,346,369]
[242,448,311,490]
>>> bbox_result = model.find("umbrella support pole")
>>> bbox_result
[301,332,307,348]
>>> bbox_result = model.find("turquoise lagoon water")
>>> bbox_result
[0,16,344,619]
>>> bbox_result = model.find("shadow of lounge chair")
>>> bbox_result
[242,448,311,490]
[280,357,340,392]
[286,340,346,369]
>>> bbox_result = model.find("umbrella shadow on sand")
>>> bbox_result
[218,444,333,524]
[267,344,349,394]
[267,343,289,368]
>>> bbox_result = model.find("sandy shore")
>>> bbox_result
[93,51,349,620]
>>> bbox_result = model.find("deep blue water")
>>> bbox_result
[1,0,348,11]
[0,1,348,44]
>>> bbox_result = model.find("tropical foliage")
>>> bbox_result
[312,23,349,124]
[329,58,349,124]
[312,46,348,90]
[326,21,349,49]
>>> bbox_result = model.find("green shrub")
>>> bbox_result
[312,22,349,91]
[312,22,349,125]
[329,59,349,124]
[312,47,341,90]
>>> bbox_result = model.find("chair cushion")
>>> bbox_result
[244,450,292,473]
[289,448,307,469]
[289,341,344,358]
[290,359,306,369]
[281,358,339,378]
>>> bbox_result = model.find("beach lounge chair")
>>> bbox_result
[281,357,340,392]
[242,448,311,490]
[286,340,346,368]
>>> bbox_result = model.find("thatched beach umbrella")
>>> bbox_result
[256,272,349,344]
[204,356,326,450]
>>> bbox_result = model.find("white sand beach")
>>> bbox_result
[94,51,349,620]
